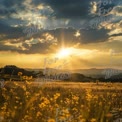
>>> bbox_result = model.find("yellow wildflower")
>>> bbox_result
[48,119,55,122]
[90,118,97,122]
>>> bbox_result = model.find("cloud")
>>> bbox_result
[0,0,121,55]
[0,25,114,54]
[0,20,25,40]
[32,0,90,19]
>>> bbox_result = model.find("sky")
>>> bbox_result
[0,0,122,69]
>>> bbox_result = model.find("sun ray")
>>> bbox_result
[56,48,72,58]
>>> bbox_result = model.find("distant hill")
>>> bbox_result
[0,65,38,80]
[0,66,122,82]
[67,73,94,82]
[0,65,36,76]
[70,68,122,78]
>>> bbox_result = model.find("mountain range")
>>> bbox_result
[0,65,122,82]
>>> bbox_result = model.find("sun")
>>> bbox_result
[56,48,72,58]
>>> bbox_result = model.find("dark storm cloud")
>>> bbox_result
[0,0,121,54]
[44,28,109,44]
[0,25,112,54]
[32,0,118,19]
[0,0,26,19]
[79,28,109,43]
[111,33,122,37]
[32,0,90,19]
[0,43,19,52]
[20,43,52,54]
[0,21,25,40]
[0,0,25,9]
[47,0,89,18]
[47,28,78,45]
[0,39,53,54]
[25,27,110,50]
[0,8,16,16]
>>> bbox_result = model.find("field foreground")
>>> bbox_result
[0,81,122,122]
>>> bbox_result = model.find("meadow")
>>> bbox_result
[0,81,122,122]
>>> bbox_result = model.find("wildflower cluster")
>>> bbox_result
[0,81,121,121]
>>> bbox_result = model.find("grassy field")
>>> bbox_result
[0,81,122,122]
